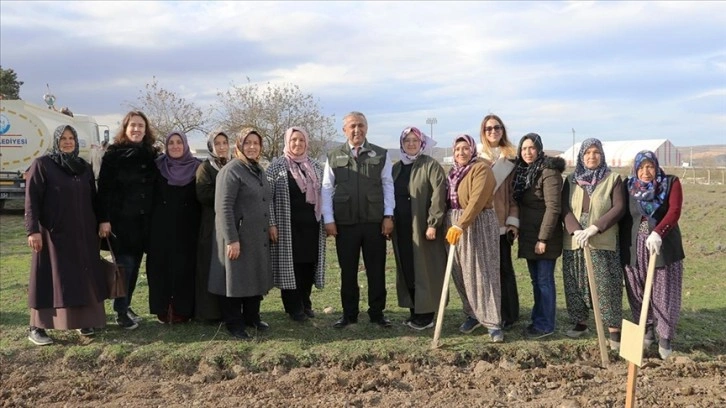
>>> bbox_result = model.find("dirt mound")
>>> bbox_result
[2,353,725,407]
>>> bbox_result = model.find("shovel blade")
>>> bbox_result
[620,319,645,367]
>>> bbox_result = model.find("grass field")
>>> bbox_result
[1,182,724,373]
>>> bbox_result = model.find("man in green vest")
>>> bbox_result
[321,111,395,328]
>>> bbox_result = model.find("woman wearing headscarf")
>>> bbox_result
[25,125,106,345]
[98,110,159,330]
[391,127,447,330]
[562,138,625,350]
[444,134,503,342]
[146,131,201,323]
[478,114,521,330]
[209,128,273,339]
[512,133,565,339]
[620,151,685,360]
[266,127,326,322]
[194,129,231,322]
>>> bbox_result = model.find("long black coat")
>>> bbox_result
[97,143,157,255]
[146,175,201,317]
[194,160,222,320]
[25,157,106,309]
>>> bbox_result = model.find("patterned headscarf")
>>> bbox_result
[512,133,545,203]
[155,131,200,186]
[283,126,321,221]
[48,125,88,175]
[207,129,231,171]
[399,126,434,165]
[573,138,611,196]
[627,150,670,218]
[446,134,478,209]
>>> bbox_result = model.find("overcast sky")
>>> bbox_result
[1,1,724,151]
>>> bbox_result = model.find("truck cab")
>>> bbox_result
[0,99,104,208]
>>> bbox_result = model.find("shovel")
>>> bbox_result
[583,246,610,368]
[431,244,456,349]
[620,249,657,407]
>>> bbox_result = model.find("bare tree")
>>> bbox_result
[214,81,336,161]
[130,76,208,141]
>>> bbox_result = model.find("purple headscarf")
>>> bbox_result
[156,131,200,186]
[399,126,429,165]
[447,134,478,209]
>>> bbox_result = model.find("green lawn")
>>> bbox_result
[1,182,724,372]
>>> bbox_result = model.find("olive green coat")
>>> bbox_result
[391,155,448,313]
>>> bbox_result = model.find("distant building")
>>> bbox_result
[559,139,682,168]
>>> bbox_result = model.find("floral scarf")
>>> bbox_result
[573,138,611,196]
[399,126,436,165]
[627,150,670,218]
[447,134,478,209]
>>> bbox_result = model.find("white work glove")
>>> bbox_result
[575,225,599,248]
[646,231,662,255]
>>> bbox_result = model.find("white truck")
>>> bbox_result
[0,99,107,208]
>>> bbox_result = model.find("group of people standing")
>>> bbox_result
[24,110,685,360]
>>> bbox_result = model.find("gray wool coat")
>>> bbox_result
[208,159,273,298]
[391,155,448,313]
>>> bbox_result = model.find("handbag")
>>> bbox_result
[101,237,127,299]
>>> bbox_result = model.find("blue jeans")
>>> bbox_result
[113,252,143,315]
[527,259,556,333]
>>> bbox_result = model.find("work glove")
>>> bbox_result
[575,225,599,248]
[646,231,662,255]
[446,225,464,245]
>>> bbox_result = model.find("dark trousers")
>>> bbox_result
[527,259,556,333]
[113,251,144,314]
[499,235,520,324]
[336,223,387,320]
[218,295,262,330]
[281,262,315,315]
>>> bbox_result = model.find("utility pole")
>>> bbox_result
[572,128,576,166]
[426,117,438,139]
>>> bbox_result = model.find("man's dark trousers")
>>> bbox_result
[336,222,387,320]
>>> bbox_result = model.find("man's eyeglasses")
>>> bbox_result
[484,125,503,133]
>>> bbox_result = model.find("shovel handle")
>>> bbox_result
[583,246,610,367]
[638,249,658,327]
[431,243,456,349]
